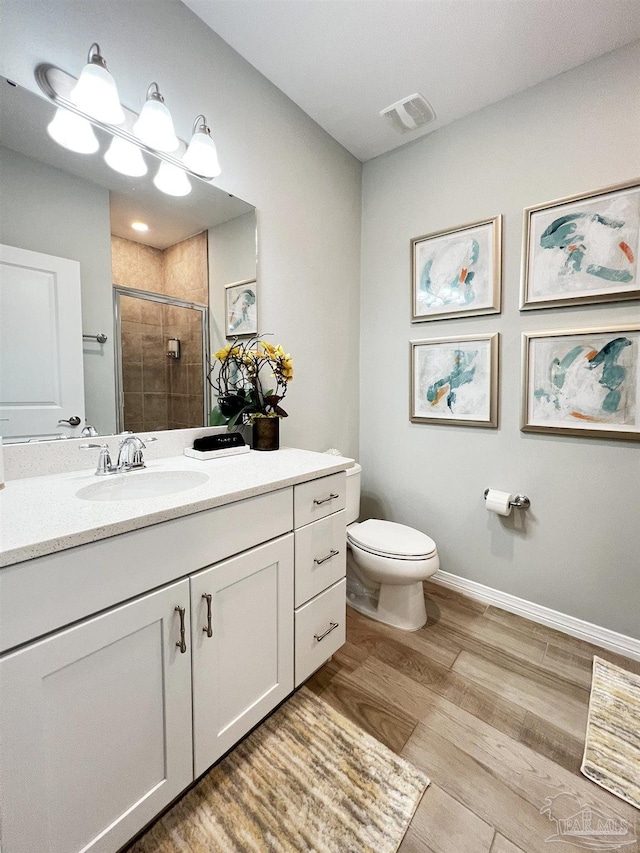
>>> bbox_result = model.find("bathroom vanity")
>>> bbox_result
[0,448,349,853]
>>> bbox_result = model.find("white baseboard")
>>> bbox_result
[430,570,640,662]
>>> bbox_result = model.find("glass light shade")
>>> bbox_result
[133,99,179,152]
[153,161,191,196]
[182,130,221,178]
[70,63,125,125]
[104,136,148,177]
[47,108,100,154]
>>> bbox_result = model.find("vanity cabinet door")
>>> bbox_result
[0,579,193,853]
[190,534,294,777]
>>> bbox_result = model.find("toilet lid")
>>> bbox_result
[348,519,437,559]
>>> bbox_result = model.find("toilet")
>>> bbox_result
[345,463,439,631]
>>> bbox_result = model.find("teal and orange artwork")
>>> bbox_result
[529,186,640,303]
[414,219,497,319]
[415,341,491,421]
[531,334,637,427]
[418,237,480,310]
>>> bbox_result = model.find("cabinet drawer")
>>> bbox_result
[294,578,346,687]
[293,472,346,528]
[294,511,346,607]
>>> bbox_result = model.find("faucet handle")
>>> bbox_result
[80,443,113,475]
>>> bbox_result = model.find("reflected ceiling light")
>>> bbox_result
[131,221,149,232]
[153,161,191,196]
[104,136,148,177]
[69,43,125,125]
[133,83,179,152]
[47,107,100,154]
[182,114,221,179]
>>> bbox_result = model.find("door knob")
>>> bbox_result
[58,416,81,426]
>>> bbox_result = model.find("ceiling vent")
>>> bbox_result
[380,93,435,134]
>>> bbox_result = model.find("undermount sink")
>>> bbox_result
[76,470,210,502]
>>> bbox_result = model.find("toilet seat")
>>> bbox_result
[347,519,437,560]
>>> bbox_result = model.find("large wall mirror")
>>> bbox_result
[0,76,257,443]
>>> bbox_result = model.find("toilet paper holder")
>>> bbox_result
[484,489,530,510]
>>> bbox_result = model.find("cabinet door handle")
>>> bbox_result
[313,493,339,506]
[175,605,187,653]
[314,549,340,565]
[202,593,213,638]
[314,621,339,642]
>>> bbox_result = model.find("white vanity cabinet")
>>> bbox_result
[0,457,350,853]
[0,579,194,853]
[190,535,294,777]
[293,472,347,686]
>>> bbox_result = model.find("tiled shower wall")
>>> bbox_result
[112,232,207,432]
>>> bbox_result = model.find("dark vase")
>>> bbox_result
[252,417,279,451]
[218,395,246,419]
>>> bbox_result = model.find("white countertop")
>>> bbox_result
[0,448,353,567]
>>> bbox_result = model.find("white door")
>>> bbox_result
[0,579,193,853]
[0,243,86,441]
[190,535,294,777]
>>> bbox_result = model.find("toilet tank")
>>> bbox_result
[345,463,362,524]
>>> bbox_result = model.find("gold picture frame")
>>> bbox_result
[225,278,257,338]
[410,333,499,427]
[521,325,640,441]
[520,179,640,310]
[411,215,502,322]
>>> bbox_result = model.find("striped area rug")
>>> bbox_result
[129,687,429,853]
[581,656,640,809]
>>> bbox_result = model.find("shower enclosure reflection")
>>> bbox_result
[116,291,208,432]
[112,229,209,432]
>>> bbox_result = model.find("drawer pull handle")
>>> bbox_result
[175,606,187,653]
[202,593,213,638]
[314,621,339,642]
[313,493,339,506]
[314,549,340,565]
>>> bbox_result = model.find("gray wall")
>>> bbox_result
[0,0,362,458]
[208,211,257,352]
[360,43,640,638]
[0,145,116,433]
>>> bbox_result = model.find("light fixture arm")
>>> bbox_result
[146,82,165,103]
[192,114,211,135]
[87,43,108,70]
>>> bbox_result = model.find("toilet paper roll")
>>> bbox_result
[485,489,513,517]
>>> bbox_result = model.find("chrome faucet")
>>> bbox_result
[80,435,157,475]
[116,436,147,471]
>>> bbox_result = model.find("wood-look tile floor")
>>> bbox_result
[306,581,640,853]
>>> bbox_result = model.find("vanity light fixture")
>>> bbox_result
[47,107,99,154]
[182,115,221,179]
[69,43,125,125]
[153,161,192,197]
[133,83,179,152]
[131,221,149,232]
[104,136,148,177]
[36,49,222,180]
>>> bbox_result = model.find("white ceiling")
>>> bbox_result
[183,0,640,162]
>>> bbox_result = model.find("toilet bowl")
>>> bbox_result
[344,464,439,631]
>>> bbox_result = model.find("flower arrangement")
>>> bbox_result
[208,336,293,428]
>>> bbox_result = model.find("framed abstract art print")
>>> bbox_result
[520,180,640,310]
[411,216,502,322]
[225,278,257,338]
[410,333,499,427]
[522,326,640,440]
